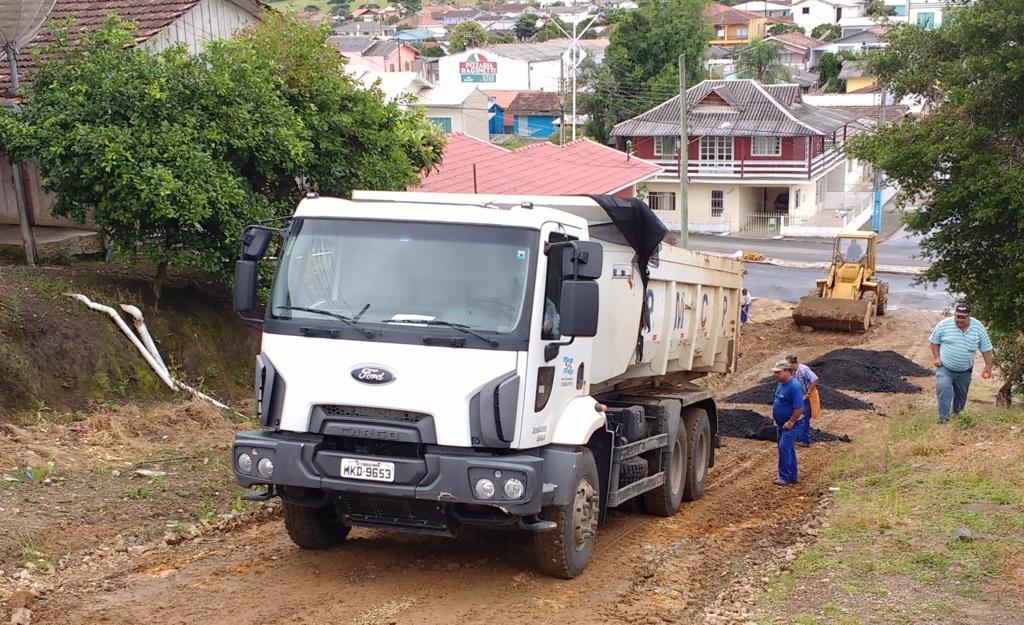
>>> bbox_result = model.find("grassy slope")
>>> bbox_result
[750,402,1024,624]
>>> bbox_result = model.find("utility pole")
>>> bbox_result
[678,53,689,249]
[871,90,886,232]
[560,59,566,144]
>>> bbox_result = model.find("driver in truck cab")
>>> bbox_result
[514,265,560,340]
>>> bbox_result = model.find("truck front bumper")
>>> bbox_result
[232,431,580,517]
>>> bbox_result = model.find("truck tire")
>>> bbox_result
[534,448,600,579]
[282,488,350,550]
[682,408,711,502]
[643,411,687,517]
[876,281,889,316]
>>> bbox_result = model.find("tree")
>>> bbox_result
[864,0,896,17]
[735,39,790,83]
[534,15,571,42]
[767,23,805,37]
[448,20,489,53]
[0,13,445,303]
[811,23,842,41]
[577,0,708,143]
[514,13,539,41]
[814,51,853,91]
[846,0,1024,398]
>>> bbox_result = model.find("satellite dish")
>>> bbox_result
[0,0,58,92]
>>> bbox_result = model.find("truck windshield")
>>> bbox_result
[268,218,538,335]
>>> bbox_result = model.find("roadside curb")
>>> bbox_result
[694,249,926,276]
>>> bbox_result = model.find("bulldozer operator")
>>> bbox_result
[843,239,864,262]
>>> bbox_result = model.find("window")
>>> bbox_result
[715,27,725,38]
[736,28,748,38]
[654,136,680,157]
[816,177,826,203]
[699,136,734,162]
[390,63,396,72]
[404,61,411,71]
[802,7,809,14]
[795,189,801,208]
[917,12,935,29]
[648,191,676,212]
[711,190,724,218]
[426,116,453,133]
[543,232,575,340]
[752,136,781,156]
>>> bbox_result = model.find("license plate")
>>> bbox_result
[340,458,395,483]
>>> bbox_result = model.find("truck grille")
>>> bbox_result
[339,494,451,534]
[318,404,429,424]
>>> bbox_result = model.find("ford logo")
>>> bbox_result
[351,365,396,385]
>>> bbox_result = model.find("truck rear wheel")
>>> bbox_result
[877,281,889,316]
[682,408,711,502]
[643,411,687,517]
[282,488,350,550]
[534,448,600,579]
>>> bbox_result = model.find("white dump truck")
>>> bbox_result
[231,192,743,578]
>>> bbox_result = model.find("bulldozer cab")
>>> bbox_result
[834,233,875,269]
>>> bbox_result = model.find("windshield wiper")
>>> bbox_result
[392,319,499,347]
[276,306,375,338]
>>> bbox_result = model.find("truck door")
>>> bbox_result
[519,225,592,448]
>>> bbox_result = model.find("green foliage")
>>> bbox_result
[394,0,422,17]
[534,15,570,43]
[0,13,445,303]
[865,0,897,17]
[735,39,790,84]
[448,20,489,53]
[767,23,805,37]
[419,45,446,57]
[811,23,842,41]
[578,0,708,143]
[514,13,539,41]
[488,32,515,44]
[847,0,1024,392]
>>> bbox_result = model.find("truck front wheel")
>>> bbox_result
[534,448,600,579]
[282,488,350,549]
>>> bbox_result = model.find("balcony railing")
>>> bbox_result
[650,146,846,181]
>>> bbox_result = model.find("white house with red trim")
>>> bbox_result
[611,79,864,236]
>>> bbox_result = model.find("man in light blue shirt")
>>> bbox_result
[928,303,993,423]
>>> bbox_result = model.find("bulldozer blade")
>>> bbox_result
[792,297,874,332]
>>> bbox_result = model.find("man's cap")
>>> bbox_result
[785,354,799,363]
[772,359,791,371]
[954,303,971,317]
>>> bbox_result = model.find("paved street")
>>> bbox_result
[742,263,951,311]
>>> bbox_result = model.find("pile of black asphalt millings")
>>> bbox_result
[718,348,931,443]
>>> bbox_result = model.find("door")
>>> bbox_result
[517,224,593,448]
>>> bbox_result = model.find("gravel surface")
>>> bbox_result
[719,409,852,443]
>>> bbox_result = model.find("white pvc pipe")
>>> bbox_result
[120,304,168,374]
[69,294,176,390]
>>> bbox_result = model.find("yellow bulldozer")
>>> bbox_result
[792,232,889,332]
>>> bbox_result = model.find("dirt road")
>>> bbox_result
[11,303,942,625]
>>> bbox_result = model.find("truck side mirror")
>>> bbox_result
[241,227,275,261]
[234,260,259,313]
[560,241,603,280]
[559,280,599,338]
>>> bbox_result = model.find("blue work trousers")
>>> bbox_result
[797,399,812,445]
[935,366,972,423]
[776,424,799,484]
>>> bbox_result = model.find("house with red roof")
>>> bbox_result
[414,133,662,198]
[706,3,771,48]
[611,79,862,235]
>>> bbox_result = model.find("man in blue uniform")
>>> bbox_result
[928,303,993,423]
[771,359,804,486]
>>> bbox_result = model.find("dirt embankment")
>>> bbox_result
[0,263,259,417]
[0,298,960,625]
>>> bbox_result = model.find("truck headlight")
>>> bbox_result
[257,457,274,478]
[474,478,495,499]
[503,478,525,499]
[237,453,253,474]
